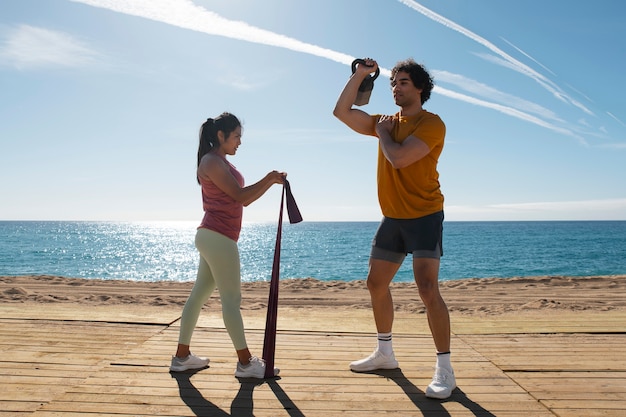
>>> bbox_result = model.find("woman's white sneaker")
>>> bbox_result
[235,356,280,379]
[169,353,209,372]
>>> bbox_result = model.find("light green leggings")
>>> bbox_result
[178,228,248,350]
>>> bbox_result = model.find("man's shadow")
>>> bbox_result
[366,369,496,417]
[171,370,303,417]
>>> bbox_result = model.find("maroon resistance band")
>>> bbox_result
[261,179,302,378]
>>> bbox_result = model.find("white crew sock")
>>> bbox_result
[436,352,452,371]
[377,332,393,355]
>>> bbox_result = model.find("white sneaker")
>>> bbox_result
[425,367,456,399]
[350,350,399,372]
[169,353,209,372]
[234,356,280,379]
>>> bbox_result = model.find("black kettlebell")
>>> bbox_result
[351,59,380,106]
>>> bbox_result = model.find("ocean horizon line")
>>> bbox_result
[2,219,626,224]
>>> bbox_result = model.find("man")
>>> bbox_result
[333,58,455,399]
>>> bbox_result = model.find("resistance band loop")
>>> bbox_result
[262,179,302,378]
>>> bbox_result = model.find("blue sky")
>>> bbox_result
[1,0,624,222]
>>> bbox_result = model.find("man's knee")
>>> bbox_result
[366,276,389,295]
[415,270,443,306]
[413,259,440,297]
[416,279,437,300]
[366,258,399,294]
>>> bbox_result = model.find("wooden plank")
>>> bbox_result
[550,410,626,417]
[0,318,165,416]
[23,326,547,417]
[451,310,626,334]
[2,308,626,416]
[456,332,626,417]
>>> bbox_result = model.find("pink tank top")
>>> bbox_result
[197,154,244,241]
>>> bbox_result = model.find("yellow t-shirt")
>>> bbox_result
[372,110,445,219]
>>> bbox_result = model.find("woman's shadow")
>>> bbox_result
[171,369,232,416]
[366,369,497,417]
[171,371,304,417]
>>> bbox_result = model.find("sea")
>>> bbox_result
[1,220,625,283]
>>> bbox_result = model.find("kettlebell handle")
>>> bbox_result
[351,59,380,80]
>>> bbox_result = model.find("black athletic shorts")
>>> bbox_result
[370,211,444,263]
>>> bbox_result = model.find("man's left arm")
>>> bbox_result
[376,115,431,169]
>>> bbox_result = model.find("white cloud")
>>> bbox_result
[217,74,265,91]
[492,198,626,212]
[0,25,101,69]
[447,198,626,221]
[598,142,626,150]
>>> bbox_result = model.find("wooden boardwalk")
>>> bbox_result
[1,305,625,417]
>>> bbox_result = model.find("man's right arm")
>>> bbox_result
[333,61,378,136]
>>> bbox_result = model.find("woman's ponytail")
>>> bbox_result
[196,113,241,184]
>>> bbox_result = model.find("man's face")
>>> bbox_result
[391,71,422,107]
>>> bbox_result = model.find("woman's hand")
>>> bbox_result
[267,170,287,185]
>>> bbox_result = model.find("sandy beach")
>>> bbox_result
[2,274,626,315]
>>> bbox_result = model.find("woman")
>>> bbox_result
[170,112,285,378]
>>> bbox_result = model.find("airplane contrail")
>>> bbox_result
[500,37,556,76]
[607,112,626,127]
[70,0,581,140]
[71,0,355,65]
[397,0,593,116]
